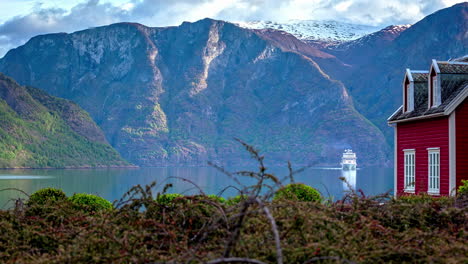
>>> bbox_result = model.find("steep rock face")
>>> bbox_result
[0,19,389,166]
[327,25,411,65]
[0,73,128,168]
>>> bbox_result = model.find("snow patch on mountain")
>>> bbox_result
[332,24,411,51]
[237,20,382,42]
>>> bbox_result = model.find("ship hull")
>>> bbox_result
[342,164,356,171]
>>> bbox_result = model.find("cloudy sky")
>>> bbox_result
[0,0,464,57]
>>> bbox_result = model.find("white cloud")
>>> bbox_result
[0,0,465,57]
[335,1,353,12]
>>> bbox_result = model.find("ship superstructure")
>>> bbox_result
[341,149,357,170]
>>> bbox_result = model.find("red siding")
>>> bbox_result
[456,99,468,190]
[397,117,450,195]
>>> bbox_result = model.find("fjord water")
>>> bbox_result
[0,166,393,208]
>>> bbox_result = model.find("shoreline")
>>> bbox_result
[0,165,139,170]
[0,164,392,170]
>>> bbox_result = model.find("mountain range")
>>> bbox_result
[0,2,466,167]
[237,20,381,43]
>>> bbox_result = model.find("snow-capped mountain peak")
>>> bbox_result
[236,20,382,42]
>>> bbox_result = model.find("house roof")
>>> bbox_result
[412,72,428,82]
[452,55,468,63]
[388,57,468,124]
[388,80,468,123]
[436,61,468,74]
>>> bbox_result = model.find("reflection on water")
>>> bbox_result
[0,166,393,208]
[341,169,357,191]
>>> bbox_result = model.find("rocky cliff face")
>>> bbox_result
[327,25,411,65]
[0,73,128,168]
[0,19,389,166]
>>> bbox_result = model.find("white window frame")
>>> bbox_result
[432,75,441,107]
[407,82,414,112]
[427,148,440,195]
[403,149,415,192]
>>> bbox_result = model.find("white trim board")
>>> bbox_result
[406,69,413,82]
[449,112,456,196]
[446,61,468,65]
[432,59,441,74]
[388,112,445,124]
[387,106,403,122]
[394,126,398,197]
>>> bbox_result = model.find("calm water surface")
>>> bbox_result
[0,166,393,208]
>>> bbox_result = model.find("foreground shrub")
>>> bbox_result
[226,195,247,206]
[397,193,453,206]
[459,180,468,196]
[156,193,184,205]
[274,183,322,202]
[206,194,226,204]
[2,141,466,263]
[68,193,113,211]
[27,187,67,206]
[3,190,465,264]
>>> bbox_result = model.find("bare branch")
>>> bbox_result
[0,188,30,197]
[216,185,243,197]
[256,198,283,264]
[208,161,245,188]
[167,176,206,196]
[288,161,295,184]
[223,197,252,258]
[162,183,173,193]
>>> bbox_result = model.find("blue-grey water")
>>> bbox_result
[0,166,393,208]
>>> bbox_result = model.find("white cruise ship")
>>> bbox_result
[341,149,357,170]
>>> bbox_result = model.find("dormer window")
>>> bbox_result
[403,69,414,113]
[432,75,441,106]
[429,60,441,108]
[406,82,414,112]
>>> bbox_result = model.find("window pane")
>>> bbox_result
[428,151,440,192]
[404,152,415,190]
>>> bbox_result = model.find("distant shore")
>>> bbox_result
[0,165,139,170]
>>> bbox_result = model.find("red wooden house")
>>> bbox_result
[388,57,468,196]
